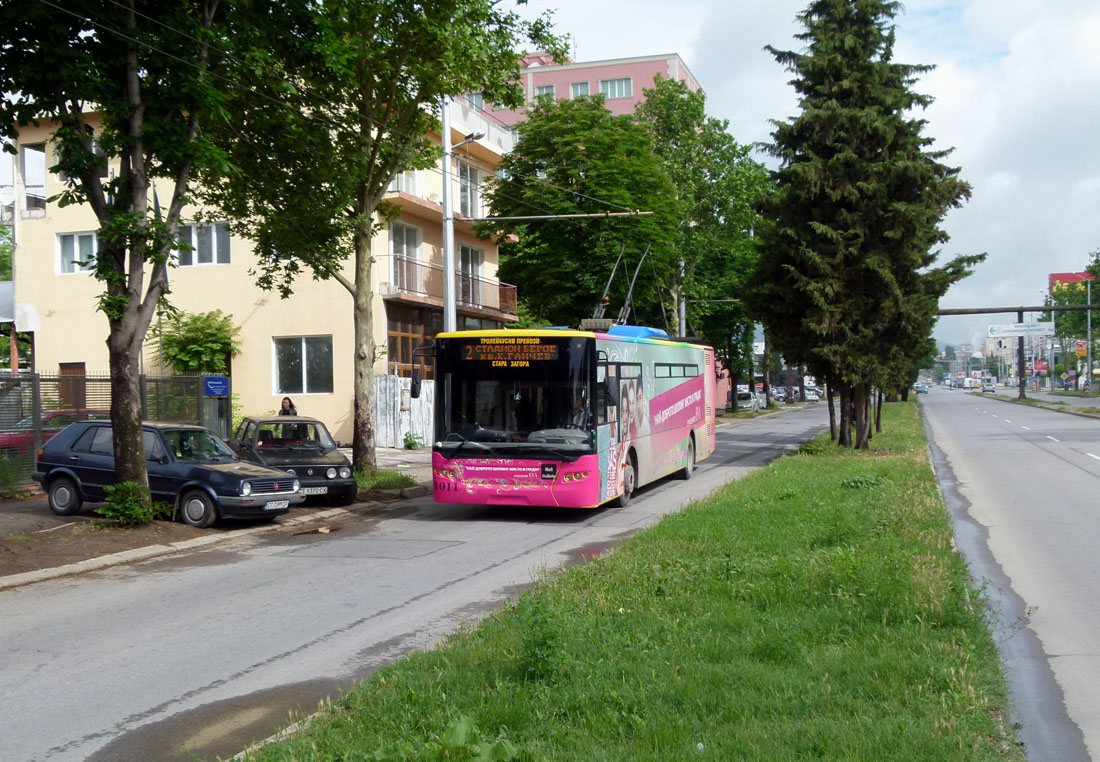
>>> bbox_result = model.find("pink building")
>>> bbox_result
[472,51,702,126]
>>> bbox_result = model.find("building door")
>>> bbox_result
[58,362,86,409]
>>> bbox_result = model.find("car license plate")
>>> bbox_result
[265,500,290,510]
[301,487,328,495]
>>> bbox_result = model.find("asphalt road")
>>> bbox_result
[0,406,828,762]
[922,389,1100,762]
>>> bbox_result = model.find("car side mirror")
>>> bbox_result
[410,368,422,399]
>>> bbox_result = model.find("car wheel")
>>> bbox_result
[679,437,696,480]
[613,454,636,507]
[178,490,218,528]
[47,476,83,516]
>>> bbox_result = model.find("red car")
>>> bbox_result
[0,409,111,457]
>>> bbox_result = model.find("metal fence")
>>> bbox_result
[0,373,229,485]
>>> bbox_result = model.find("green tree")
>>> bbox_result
[747,0,981,448]
[153,309,241,374]
[0,223,11,280]
[0,0,242,497]
[633,76,771,379]
[482,96,680,328]
[200,0,563,472]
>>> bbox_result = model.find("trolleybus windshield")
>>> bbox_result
[434,335,594,460]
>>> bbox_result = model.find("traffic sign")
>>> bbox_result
[988,322,1055,338]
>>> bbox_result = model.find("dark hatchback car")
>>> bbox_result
[227,416,356,506]
[33,421,305,527]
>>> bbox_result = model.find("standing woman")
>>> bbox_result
[279,397,298,416]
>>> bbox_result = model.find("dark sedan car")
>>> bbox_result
[227,416,356,506]
[32,421,304,527]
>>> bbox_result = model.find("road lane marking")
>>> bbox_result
[1022,426,1031,430]
[1048,436,1060,442]
[1004,419,1012,423]
[1090,454,1100,462]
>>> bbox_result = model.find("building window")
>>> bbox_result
[54,140,108,183]
[387,304,442,378]
[390,221,422,291]
[534,84,555,99]
[387,169,418,196]
[458,160,481,217]
[21,143,46,212]
[570,81,590,99]
[466,92,484,111]
[458,244,483,305]
[599,77,632,99]
[273,336,333,394]
[58,232,96,274]
[177,222,230,266]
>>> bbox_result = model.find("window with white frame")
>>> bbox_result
[570,81,590,99]
[390,221,421,290]
[387,169,418,195]
[458,243,483,305]
[58,232,97,274]
[534,84,555,99]
[599,77,632,99]
[273,335,333,394]
[54,140,108,183]
[21,143,46,212]
[458,160,481,217]
[466,92,485,111]
[177,222,230,266]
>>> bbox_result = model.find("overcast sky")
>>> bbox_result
[522,0,1100,347]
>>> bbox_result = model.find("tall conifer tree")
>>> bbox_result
[749,0,983,447]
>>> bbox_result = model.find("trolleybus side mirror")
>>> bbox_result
[410,368,422,399]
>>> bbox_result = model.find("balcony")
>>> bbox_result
[379,256,517,320]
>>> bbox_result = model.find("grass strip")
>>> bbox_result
[242,401,1022,762]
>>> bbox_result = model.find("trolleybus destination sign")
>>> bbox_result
[987,322,1055,338]
[462,337,561,366]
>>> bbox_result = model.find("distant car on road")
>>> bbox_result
[732,391,760,412]
[803,390,821,402]
[914,383,929,394]
[981,379,996,393]
[33,421,303,526]
[227,416,357,506]
[0,408,110,458]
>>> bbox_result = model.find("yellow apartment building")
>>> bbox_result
[1,100,517,443]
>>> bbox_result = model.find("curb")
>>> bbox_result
[0,496,424,592]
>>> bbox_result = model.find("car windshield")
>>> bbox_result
[254,421,334,450]
[163,429,236,461]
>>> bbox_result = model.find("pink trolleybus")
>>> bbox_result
[429,325,717,508]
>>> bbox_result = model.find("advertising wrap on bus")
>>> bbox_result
[430,327,717,508]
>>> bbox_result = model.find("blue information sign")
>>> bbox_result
[204,376,230,396]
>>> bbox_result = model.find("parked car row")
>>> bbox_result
[33,415,357,527]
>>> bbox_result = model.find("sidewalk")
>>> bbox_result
[0,447,434,592]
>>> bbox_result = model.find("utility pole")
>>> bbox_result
[1088,278,1093,396]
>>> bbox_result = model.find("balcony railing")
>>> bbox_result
[380,256,517,316]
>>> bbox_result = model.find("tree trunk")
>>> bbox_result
[827,381,836,441]
[762,335,771,407]
[107,330,149,494]
[351,225,377,474]
[798,364,805,403]
[837,383,852,448]
[875,389,883,433]
[853,383,871,449]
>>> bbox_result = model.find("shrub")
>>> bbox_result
[95,482,172,526]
